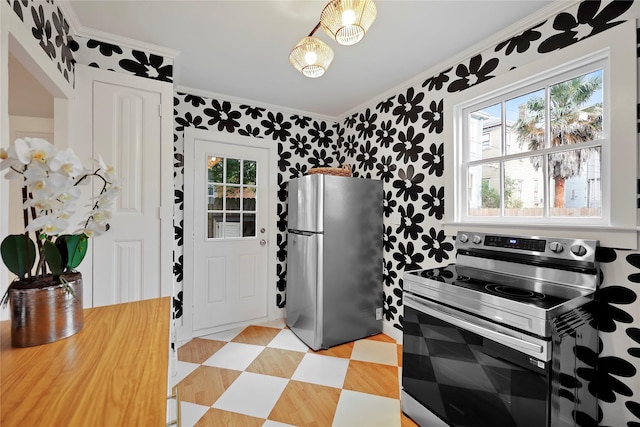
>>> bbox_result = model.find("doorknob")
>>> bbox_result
[260,239,267,246]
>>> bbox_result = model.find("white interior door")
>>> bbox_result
[91,81,162,306]
[72,64,173,309]
[189,136,270,333]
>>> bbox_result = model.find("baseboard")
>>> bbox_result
[383,321,403,344]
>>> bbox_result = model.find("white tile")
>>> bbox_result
[170,360,200,387]
[262,421,297,427]
[202,342,264,371]
[291,353,349,388]
[200,326,245,342]
[166,399,208,427]
[332,390,401,427]
[213,372,288,419]
[267,329,310,352]
[351,340,398,366]
[175,339,190,348]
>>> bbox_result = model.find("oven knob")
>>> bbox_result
[570,244,587,256]
[472,235,482,244]
[458,234,469,243]
[549,241,563,253]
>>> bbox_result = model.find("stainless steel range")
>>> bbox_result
[401,231,599,427]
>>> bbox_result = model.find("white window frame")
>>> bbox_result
[462,59,607,224]
[444,21,637,249]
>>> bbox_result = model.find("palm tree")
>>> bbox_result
[513,75,602,208]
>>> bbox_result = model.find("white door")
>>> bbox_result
[91,81,162,305]
[189,136,270,333]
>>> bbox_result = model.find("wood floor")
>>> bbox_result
[170,321,420,426]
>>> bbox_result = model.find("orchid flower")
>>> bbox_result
[97,155,116,181]
[15,137,56,166]
[49,148,84,178]
[83,221,107,238]
[26,215,70,237]
[1,137,120,279]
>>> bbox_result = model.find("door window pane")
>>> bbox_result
[208,156,223,183]
[208,184,223,210]
[226,158,241,184]
[243,160,257,185]
[243,186,256,210]
[208,212,224,239]
[243,213,256,237]
[225,213,241,237]
[206,155,260,240]
[226,185,240,211]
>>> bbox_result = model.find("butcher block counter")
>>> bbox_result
[0,297,171,426]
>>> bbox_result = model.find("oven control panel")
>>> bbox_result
[483,235,547,252]
[456,231,597,261]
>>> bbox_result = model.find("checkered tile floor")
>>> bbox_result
[169,319,419,426]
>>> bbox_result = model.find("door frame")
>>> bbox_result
[71,64,174,307]
[1,3,73,318]
[181,127,279,341]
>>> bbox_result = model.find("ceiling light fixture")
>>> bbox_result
[289,0,377,78]
[289,24,334,79]
[320,0,377,46]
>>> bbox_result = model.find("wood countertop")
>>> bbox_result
[0,296,171,426]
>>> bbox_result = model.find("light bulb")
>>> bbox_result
[341,9,356,25]
[305,51,317,65]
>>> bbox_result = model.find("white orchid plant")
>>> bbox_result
[0,137,119,298]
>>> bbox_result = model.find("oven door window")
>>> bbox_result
[402,305,550,427]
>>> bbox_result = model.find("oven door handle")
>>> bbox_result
[404,294,545,357]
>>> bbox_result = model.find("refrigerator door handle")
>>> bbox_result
[289,230,315,236]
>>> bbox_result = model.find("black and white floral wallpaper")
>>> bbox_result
[8,0,640,424]
[334,2,640,424]
[172,94,339,314]
[73,34,173,83]
[6,0,78,86]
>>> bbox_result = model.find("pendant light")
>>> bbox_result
[320,0,377,46]
[289,0,376,78]
[289,32,334,79]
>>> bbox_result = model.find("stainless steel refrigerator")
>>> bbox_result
[285,174,383,350]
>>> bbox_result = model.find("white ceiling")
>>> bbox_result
[65,0,558,119]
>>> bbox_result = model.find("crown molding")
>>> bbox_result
[57,0,180,59]
[174,84,338,124]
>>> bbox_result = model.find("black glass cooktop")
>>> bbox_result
[412,264,570,310]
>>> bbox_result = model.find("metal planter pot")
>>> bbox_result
[9,272,84,347]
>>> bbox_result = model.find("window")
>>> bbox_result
[207,156,257,238]
[444,21,637,248]
[465,68,603,219]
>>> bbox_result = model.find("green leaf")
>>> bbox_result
[58,234,88,270]
[0,235,36,279]
[43,240,64,276]
[55,235,71,271]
